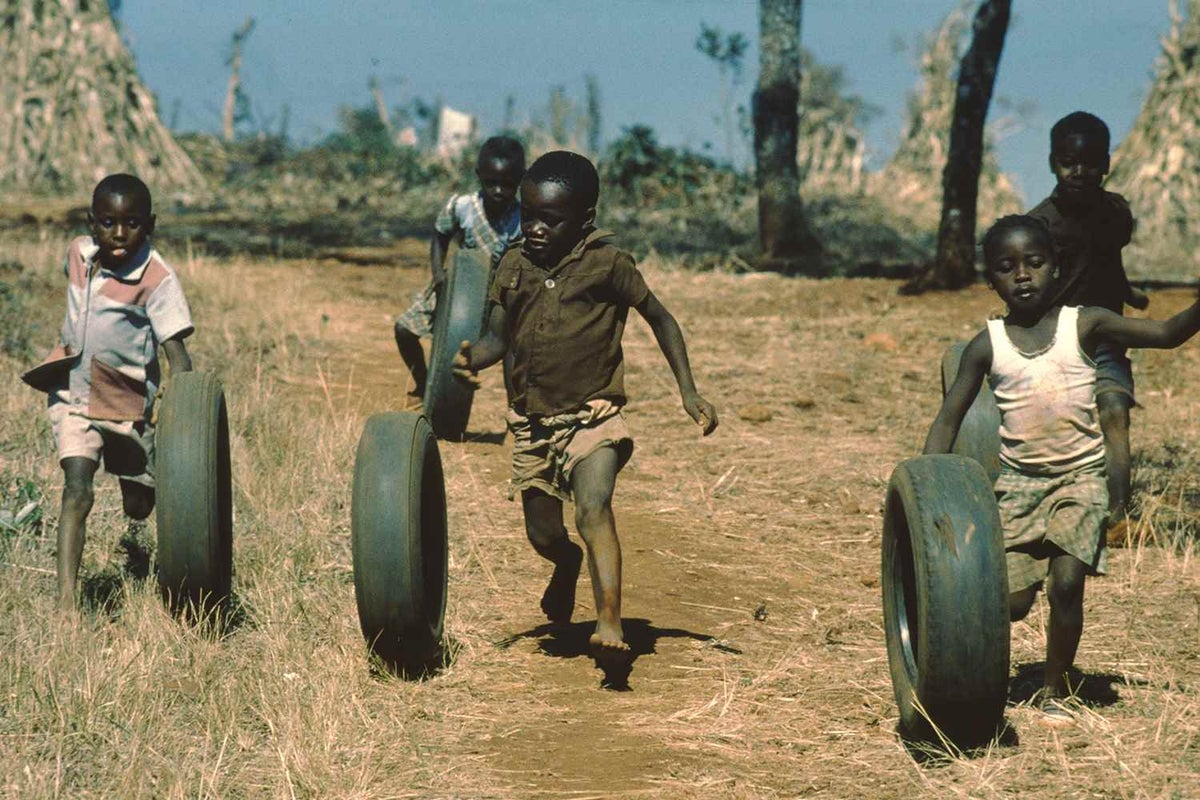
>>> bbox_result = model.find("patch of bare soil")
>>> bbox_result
[269,245,1200,797]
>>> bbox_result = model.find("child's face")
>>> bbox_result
[987,227,1056,315]
[1050,132,1109,202]
[476,157,523,214]
[89,191,155,269]
[519,179,594,267]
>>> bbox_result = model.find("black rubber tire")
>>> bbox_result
[351,411,448,676]
[423,244,491,440]
[881,454,1010,745]
[155,372,233,617]
[941,341,1002,484]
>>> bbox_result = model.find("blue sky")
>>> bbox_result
[120,1,1170,204]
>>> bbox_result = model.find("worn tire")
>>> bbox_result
[881,455,1010,745]
[424,244,491,440]
[155,372,233,617]
[351,412,448,676]
[941,341,1002,484]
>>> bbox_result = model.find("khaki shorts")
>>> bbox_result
[1094,343,1135,403]
[49,400,155,487]
[995,465,1108,593]
[507,400,634,501]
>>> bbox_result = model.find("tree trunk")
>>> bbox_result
[753,0,822,273]
[931,0,1011,289]
[222,17,255,143]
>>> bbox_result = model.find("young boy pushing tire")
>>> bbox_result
[453,151,718,667]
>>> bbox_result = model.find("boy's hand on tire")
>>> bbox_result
[1129,287,1150,310]
[451,341,480,386]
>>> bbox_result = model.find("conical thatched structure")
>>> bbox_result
[869,4,1021,230]
[1107,0,1200,267]
[796,50,866,194]
[0,0,205,198]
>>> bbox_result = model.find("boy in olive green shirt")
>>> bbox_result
[455,151,717,669]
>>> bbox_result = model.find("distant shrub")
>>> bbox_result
[0,266,39,361]
[601,125,748,208]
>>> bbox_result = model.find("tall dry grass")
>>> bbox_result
[0,236,1197,798]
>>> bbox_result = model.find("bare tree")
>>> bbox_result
[930,0,1011,289]
[753,0,822,271]
[222,17,256,143]
[696,24,748,165]
[0,0,204,196]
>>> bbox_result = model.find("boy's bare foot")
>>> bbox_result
[404,387,424,409]
[540,541,583,625]
[588,627,631,668]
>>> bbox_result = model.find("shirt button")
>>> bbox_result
[544,278,556,288]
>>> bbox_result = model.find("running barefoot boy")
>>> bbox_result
[925,215,1200,727]
[22,174,193,609]
[454,151,718,663]
[394,136,524,401]
[1029,112,1147,532]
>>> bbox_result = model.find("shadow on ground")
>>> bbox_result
[495,617,729,691]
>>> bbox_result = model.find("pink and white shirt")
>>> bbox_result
[49,236,193,421]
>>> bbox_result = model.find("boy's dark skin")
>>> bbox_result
[394,153,524,398]
[454,176,717,658]
[58,186,192,608]
[1040,129,1148,528]
[926,223,1200,703]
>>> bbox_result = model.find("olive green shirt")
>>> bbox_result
[1028,188,1135,314]
[488,228,650,416]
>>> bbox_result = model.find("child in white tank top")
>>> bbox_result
[924,215,1200,727]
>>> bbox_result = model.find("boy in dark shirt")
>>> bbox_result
[454,151,718,664]
[1028,111,1148,532]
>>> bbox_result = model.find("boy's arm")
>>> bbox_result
[430,231,452,287]
[162,335,193,374]
[923,331,991,455]
[452,304,507,386]
[1080,297,1200,352]
[635,291,718,435]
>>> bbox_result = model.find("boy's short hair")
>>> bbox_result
[93,173,152,212]
[478,136,526,167]
[524,151,599,211]
[1050,111,1110,154]
[981,214,1054,268]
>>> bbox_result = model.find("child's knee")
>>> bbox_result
[525,517,567,552]
[1009,585,1038,622]
[1047,573,1085,612]
[1097,395,1131,431]
[120,482,155,520]
[573,495,612,532]
[61,481,94,515]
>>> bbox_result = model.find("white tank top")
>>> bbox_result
[987,306,1105,475]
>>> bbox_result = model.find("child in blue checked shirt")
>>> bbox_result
[393,136,525,400]
[22,174,194,609]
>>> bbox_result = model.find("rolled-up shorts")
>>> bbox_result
[394,282,436,338]
[506,400,634,501]
[49,400,155,487]
[995,465,1108,593]
[1094,343,1135,403]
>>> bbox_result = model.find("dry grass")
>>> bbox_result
[0,234,1198,798]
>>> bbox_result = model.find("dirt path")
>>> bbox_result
[233,244,1200,798]
[250,246,918,796]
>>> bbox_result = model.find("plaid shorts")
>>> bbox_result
[48,400,155,487]
[394,282,437,338]
[995,465,1108,593]
[506,401,634,501]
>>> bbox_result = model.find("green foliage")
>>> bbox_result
[0,266,40,361]
[695,24,748,78]
[0,472,45,554]
[601,125,747,207]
